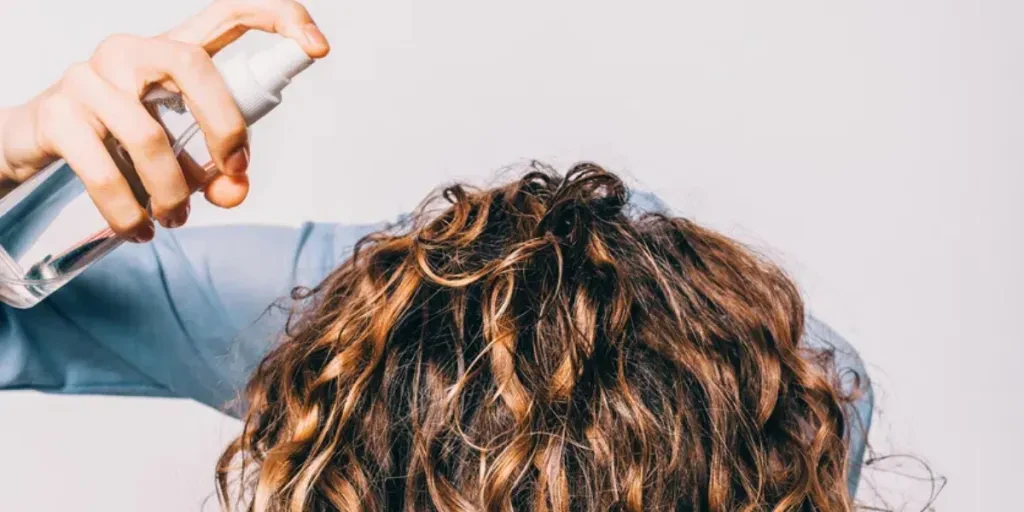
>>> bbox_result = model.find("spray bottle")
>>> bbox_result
[0,38,313,308]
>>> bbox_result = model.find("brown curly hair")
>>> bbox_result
[217,163,854,511]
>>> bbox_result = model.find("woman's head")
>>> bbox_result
[218,163,854,511]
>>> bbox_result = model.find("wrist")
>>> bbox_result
[0,101,45,190]
[0,107,14,189]
[0,104,35,195]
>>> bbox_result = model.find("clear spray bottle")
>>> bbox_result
[0,39,313,308]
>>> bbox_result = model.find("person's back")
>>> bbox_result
[218,164,862,511]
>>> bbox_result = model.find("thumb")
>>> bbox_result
[204,172,250,208]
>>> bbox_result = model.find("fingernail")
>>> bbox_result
[166,202,190,229]
[224,144,249,175]
[302,23,328,49]
[131,222,155,243]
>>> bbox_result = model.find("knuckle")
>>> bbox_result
[95,34,132,59]
[262,0,291,9]
[208,120,247,150]
[174,42,211,70]
[255,0,309,23]
[89,172,125,198]
[152,193,189,217]
[107,211,146,235]
[165,191,190,210]
[284,0,311,19]
[36,94,77,132]
[123,121,169,159]
[60,62,92,89]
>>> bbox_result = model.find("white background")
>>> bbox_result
[1,0,1021,510]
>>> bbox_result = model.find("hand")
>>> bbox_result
[0,0,329,242]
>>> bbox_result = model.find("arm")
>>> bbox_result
[0,221,379,412]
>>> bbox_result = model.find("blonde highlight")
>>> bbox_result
[218,163,856,511]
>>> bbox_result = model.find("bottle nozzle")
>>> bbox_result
[249,39,314,93]
[218,38,315,125]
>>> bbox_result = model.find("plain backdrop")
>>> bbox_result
[0,0,1021,510]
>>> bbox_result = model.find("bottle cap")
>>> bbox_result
[218,38,314,125]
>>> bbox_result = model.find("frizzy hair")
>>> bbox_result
[217,163,854,511]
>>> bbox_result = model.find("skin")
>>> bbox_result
[0,0,330,242]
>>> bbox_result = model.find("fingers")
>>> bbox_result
[90,35,251,181]
[164,0,329,58]
[61,62,191,228]
[35,95,153,242]
[150,39,252,179]
[41,0,326,237]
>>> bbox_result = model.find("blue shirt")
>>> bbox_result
[0,220,873,495]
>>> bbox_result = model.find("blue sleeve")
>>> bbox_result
[0,221,378,412]
[801,315,874,496]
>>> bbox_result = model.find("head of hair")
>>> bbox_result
[217,163,854,511]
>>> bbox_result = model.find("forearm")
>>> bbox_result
[0,221,373,413]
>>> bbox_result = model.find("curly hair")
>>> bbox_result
[217,163,855,511]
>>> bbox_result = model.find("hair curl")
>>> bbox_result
[217,163,854,511]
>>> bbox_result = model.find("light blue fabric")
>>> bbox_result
[0,215,873,495]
